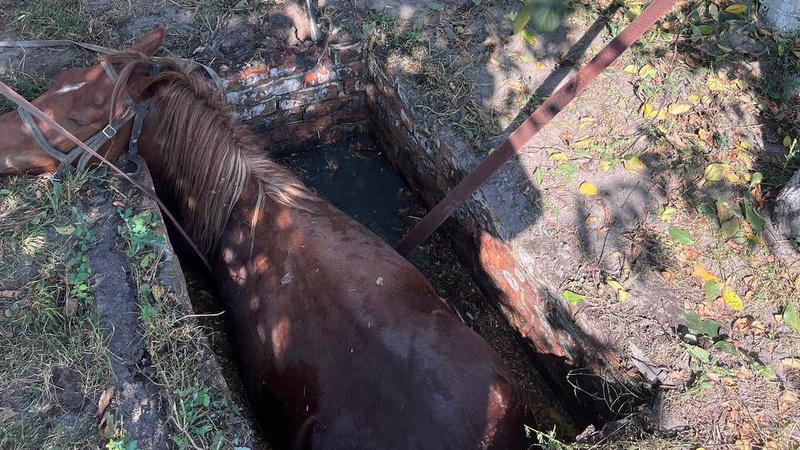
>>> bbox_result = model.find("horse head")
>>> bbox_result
[0,28,165,175]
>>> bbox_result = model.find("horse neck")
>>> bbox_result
[138,102,251,258]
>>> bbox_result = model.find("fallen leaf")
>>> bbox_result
[570,136,595,149]
[783,302,800,332]
[507,81,525,92]
[704,163,729,182]
[640,102,658,120]
[707,75,727,91]
[693,262,720,282]
[638,64,658,78]
[578,116,596,130]
[779,390,798,413]
[660,206,677,222]
[97,387,115,418]
[782,357,800,369]
[547,151,569,162]
[724,4,747,14]
[579,181,598,197]
[702,280,722,299]
[64,297,79,317]
[563,290,585,305]
[54,224,76,235]
[0,290,20,298]
[722,288,744,312]
[0,407,16,421]
[622,156,646,174]
[668,103,692,115]
[669,227,694,245]
[623,64,639,74]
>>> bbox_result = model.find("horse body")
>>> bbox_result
[214,188,521,449]
[0,28,527,449]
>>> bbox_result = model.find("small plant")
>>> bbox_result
[172,386,220,447]
[106,439,138,450]
[119,209,164,258]
[525,425,572,450]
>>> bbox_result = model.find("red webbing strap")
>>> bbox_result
[395,0,677,256]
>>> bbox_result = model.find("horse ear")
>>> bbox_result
[127,27,165,56]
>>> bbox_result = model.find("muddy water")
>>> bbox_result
[181,134,582,445]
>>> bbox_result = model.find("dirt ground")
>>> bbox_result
[1,0,800,449]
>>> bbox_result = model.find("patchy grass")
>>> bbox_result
[0,173,111,449]
[115,190,248,449]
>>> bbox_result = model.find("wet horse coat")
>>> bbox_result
[0,29,526,449]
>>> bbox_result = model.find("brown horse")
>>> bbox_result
[0,29,527,449]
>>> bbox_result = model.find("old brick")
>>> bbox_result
[331,43,363,65]
[343,77,365,95]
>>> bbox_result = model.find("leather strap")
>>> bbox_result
[395,0,677,256]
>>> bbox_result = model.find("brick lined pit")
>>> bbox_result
[224,39,629,417]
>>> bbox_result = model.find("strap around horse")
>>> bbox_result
[15,61,151,176]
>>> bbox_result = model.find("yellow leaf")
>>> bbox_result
[784,135,793,148]
[579,181,598,197]
[722,288,744,311]
[693,262,720,283]
[724,4,746,14]
[617,289,631,302]
[640,103,659,120]
[547,151,569,162]
[668,103,692,115]
[578,116,596,130]
[622,156,646,174]
[638,64,657,78]
[724,170,743,185]
[571,136,595,149]
[599,160,613,172]
[706,75,726,91]
[704,163,729,182]
[623,64,639,74]
[688,93,701,102]
[507,81,525,92]
[660,206,677,221]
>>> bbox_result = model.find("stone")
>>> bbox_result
[774,170,800,240]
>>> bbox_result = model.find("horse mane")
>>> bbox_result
[102,51,316,256]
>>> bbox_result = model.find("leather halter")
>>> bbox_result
[16,61,152,176]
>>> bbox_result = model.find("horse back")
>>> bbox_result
[216,196,526,449]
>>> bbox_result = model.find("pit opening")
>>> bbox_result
[179,39,648,444]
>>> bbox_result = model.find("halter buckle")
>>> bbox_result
[102,124,117,139]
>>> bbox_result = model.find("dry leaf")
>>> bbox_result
[668,103,692,115]
[778,390,797,413]
[579,181,598,197]
[782,358,800,369]
[693,262,720,283]
[0,290,19,298]
[722,288,744,312]
[97,387,115,418]
[0,407,17,421]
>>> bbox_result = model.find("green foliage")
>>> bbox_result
[171,386,221,447]
[119,209,164,258]
[525,425,572,450]
[668,226,694,245]
[784,302,800,332]
[106,439,138,450]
